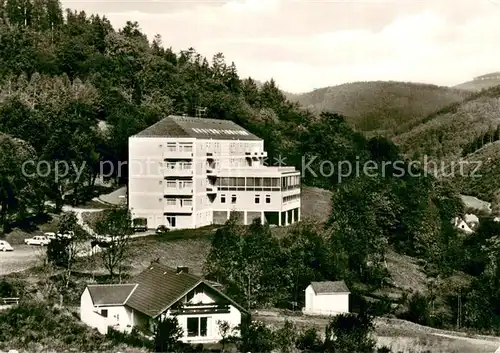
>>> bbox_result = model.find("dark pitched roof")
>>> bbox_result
[133,115,261,141]
[310,281,350,294]
[86,264,248,318]
[87,284,138,306]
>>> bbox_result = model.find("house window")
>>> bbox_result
[255,195,260,204]
[187,317,208,337]
[166,198,176,206]
[101,309,108,317]
[266,195,271,203]
[221,194,226,203]
[231,195,236,204]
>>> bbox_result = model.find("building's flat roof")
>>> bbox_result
[216,166,300,177]
[133,115,261,141]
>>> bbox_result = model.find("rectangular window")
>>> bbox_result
[182,199,193,207]
[166,143,176,152]
[101,309,108,317]
[221,194,226,203]
[266,195,271,204]
[166,181,176,188]
[187,318,198,337]
[166,216,176,227]
[200,317,207,337]
[255,195,260,204]
[166,198,176,205]
[231,195,237,204]
[246,177,254,186]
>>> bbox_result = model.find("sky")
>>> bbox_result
[61,0,500,93]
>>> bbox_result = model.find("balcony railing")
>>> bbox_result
[206,186,217,193]
[164,187,193,195]
[164,204,193,213]
[163,167,193,177]
[170,303,230,315]
[164,151,193,160]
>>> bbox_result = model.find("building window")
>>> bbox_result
[231,195,236,204]
[166,198,176,205]
[166,181,176,188]
[101,309,108,317]
[167,216,176,227]
[266,195,271,203]
[255,195,260,204]
[159,180,162,185]
[221,194,226,203]
[187,317,208,337]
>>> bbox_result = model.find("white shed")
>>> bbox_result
[303,281,350,316]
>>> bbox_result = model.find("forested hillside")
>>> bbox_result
[454,72,500,92]
[5,0,500,339]
[392,85,500,202]
[286,81,471,134]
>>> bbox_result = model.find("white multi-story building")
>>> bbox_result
[128,115,301,230]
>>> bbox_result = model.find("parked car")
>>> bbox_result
[132,218,148,232]
[45,231,73,240]
[44,232,56,240]
[156,225,169,234]
[94,235,113,243]
[0,240,13,251]
[24,235,51,246]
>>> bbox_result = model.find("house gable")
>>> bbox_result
[163,282,248,318]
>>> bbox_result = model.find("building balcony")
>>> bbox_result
[245,151,267,158]
[164,187,193,195]
[163,151,193,160]
[163,167,193,177]
[164,204,193,213]
[170,303,230,315]
[206,186,217,194]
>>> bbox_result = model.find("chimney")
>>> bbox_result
[176,266,189,274]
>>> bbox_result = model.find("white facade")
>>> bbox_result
[452,217,474,234]
[80,287,133,335]
[303,283,350,316]
[80,283,245,343]
[128,116,301,230]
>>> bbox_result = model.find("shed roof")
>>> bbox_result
[134,115,261,140]
[310,281,350,294]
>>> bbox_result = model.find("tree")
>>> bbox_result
[236,321,275,353]
[217,320,232,352]
[274,320,297,353]
[0,133,37,234]
[46,211,90,288]
[154,316,183,353]
[324,313,376,353]
[95,207,133,281]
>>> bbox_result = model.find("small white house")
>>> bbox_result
[303,281,350,316]
[452,217,474,234]
[80,263,248,343]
